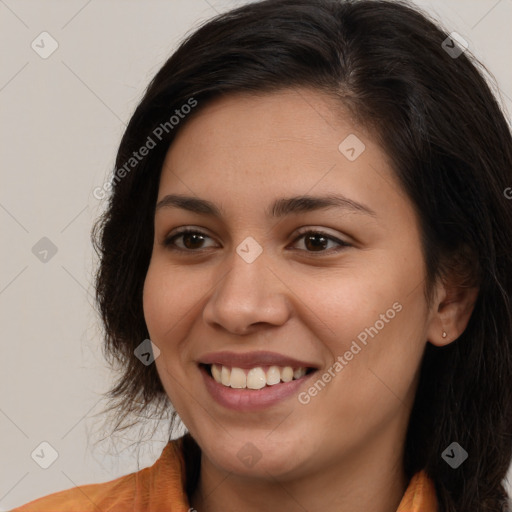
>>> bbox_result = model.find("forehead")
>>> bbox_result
[167,89,358,160]
[157,88,408,224]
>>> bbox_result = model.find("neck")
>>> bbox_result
[189,431,408,512]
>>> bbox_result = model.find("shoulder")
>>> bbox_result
[397,470,438,512]
[11,439,189,512]
[10,471,139,512]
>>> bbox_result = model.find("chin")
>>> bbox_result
[199,432,311,480]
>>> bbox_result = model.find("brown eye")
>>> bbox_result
[163,229,215,251]
[304,233,329,252]
[162,228,350,255]
[292,230,351,254]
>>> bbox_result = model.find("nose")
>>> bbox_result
[202,247,292,335]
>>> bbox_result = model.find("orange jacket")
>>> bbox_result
[11,436,438,511]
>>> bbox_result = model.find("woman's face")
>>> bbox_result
[143,88,438,480]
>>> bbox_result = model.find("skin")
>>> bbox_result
[142,88,478,512]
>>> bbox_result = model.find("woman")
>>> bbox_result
[13,0,512,510]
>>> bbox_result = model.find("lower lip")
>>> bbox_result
[200,365,316,412]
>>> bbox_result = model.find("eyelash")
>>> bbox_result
[162,227,351,255]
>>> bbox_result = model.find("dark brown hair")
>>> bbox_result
[91,1,512,510]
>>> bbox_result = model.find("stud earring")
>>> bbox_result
[442,331,447,338]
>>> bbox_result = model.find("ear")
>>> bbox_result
[426,278,479,347]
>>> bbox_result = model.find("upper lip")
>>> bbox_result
[198,350,319,369]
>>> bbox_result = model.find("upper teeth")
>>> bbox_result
[210,364,307,389]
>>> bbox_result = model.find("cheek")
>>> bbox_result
[142,261,195,405]
[287,263,397,345]
[296,279,426,443]
[142,266,167,338]
[295,254,427,381]
[142,260,195,341]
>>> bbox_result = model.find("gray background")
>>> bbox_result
[1,0,511,509]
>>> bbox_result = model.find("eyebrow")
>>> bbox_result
[155,193,377,218]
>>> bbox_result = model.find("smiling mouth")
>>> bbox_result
[200,363,316,390]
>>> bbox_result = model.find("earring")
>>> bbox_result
[442,331,447,338]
